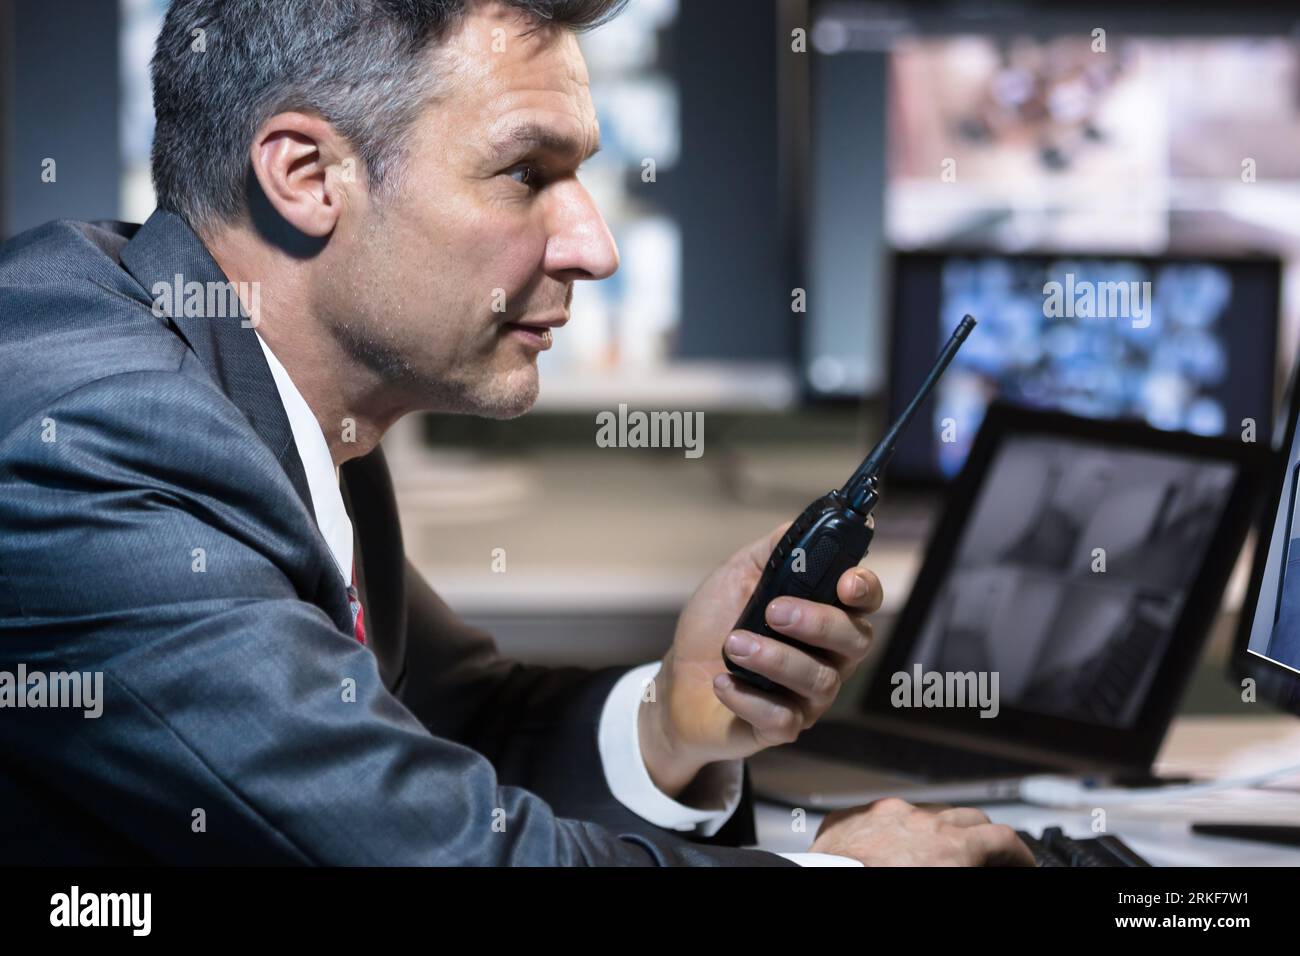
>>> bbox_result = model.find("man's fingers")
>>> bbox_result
[722,631,840,708]
[764,597,872,662]
[836,567,884,614]
[965,823,1037,867]
[712,671,806,744]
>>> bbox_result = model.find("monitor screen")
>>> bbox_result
[1245,371,1300,683]
[801,30,1300,405]
[888,252,1280,482]
[907,432,1238,729]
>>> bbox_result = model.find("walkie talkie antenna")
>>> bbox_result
[842,314,977,513]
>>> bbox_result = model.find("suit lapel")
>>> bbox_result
[117,210,407,674]
[119,209,315,517]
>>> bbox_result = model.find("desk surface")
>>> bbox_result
[755,715,1300,865]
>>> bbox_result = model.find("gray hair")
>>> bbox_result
[149,0,628,234]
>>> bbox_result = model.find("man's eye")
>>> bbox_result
[507,165,542,189]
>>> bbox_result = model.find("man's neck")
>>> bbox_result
[204,228,407,466]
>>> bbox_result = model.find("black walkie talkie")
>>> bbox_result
[722,315,977,693]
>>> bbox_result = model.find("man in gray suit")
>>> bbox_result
[0,0,1031,866]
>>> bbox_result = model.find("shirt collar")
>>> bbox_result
[253,331,353,584]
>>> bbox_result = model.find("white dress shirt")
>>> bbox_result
[253,332,854,866]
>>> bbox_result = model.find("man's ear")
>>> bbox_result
[248,112,355,239]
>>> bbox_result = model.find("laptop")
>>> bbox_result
[751,403,1268,809]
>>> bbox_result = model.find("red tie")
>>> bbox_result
[347,561,367,645]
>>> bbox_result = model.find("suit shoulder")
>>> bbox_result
[0,219,192,435]
[0,356,251,451]
[0,218,144,296]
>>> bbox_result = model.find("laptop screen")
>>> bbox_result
[865,404,1266,769]
[907,433,1236,729]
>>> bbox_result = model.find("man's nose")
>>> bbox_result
[543,180,620,282]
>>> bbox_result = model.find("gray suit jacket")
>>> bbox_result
[0,210,790,866]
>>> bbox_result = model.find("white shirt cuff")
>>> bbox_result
[598,662,743,837]
[778,852,864,866]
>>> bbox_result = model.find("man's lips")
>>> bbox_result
[502,315,567,351]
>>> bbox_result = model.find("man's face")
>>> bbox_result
[318,2,618,418]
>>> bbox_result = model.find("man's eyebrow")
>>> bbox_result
[488,123,602,164]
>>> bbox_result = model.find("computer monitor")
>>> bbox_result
[801,27,1300,410]
[1238,353,1300,716]
[887,251,1281,483]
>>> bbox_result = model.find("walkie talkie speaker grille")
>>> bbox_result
[802,536,841,588]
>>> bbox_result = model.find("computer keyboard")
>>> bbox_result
[1017,827,1151,867]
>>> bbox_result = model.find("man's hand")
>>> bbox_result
[812,798,1036,866]
[639,521,882,796]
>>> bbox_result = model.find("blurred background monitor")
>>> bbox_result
[803,3,1300,433]
[886,251,1281,483]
